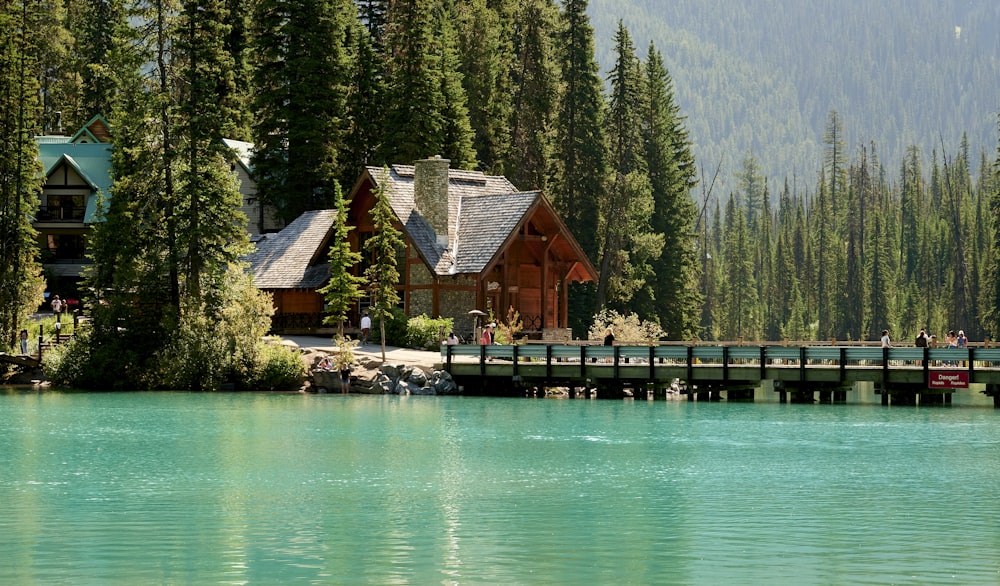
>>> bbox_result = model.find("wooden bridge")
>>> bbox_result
[440,343,1000,406]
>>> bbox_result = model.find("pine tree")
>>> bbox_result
[72,0,122,118]
[365,169,405,361]
[597,21,659,311]
[454,0,512,176]
[552,0,607,336]
[720,194,759,340]
[552,0,605,265]
[504,0,558,190]
[251,0,353,224]
[0,0,45,349]
[642,42,699,339]
[79,0,267,390]
[222,0,252,140]
[176,0,248,301]
[434,6,477,169]
[33,0,80,131]
[356,0,388,50]
[380,0,475,168]
[340,21,384,187]
[82,0,175,381]
[319,184,367,336]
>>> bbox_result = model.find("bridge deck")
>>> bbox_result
[440,344,1000,398]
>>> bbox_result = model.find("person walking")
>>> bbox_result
[360,311,371,345]
[880,330,891,348]
[51,295,63,322]
[480,323,494,345]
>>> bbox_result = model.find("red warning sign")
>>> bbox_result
[928,371,969,389]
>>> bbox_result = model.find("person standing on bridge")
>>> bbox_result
[881,330,891,348]
[19,329,28,355]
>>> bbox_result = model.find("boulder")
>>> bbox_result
[372,364,457,395]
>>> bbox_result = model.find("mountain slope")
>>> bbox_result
[589,0,1000,197]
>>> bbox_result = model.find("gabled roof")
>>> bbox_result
[363,165,523,276]
[36,142,113,223]
[452,191,541,274]
[247,209,334,289]
[69,114,112,143]
[222,138,254,173]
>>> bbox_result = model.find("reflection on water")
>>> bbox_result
[1,392,999,584]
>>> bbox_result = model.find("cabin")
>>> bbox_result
[32,116,278,295]
[222,138,283,238]
[34,114,114,287]
[249,157,598,339]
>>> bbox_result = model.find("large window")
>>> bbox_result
[46,234,86,260]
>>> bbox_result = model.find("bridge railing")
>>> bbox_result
[442,343,1000,374]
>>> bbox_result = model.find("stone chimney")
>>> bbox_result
[413,155,451,246]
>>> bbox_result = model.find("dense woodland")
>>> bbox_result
[1,0,1000,390]
[589,0,1000,202]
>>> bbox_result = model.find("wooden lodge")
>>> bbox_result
[250,157,598,337]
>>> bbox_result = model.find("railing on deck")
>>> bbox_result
[441,343,1000,381]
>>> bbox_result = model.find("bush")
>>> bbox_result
[379,307,409,347]
[243,342,306,391]
[42,333,90,388]
[406,314,454,349]
[588,309,665,344]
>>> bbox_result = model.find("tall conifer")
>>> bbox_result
[641,43,699,338]
[553,0,607,334]
[380,0,475,168]
[597,21,660,311]
[251,0,352,223]
[505,0,558,190]
[0,0,45,349]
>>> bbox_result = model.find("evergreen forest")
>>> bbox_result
[1,0,1000,391]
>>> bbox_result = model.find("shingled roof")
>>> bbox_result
[367,165,531,276]
[247,209,334,289]
[249,164,591,291]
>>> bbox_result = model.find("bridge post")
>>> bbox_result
[882,347,890,389]
[839,347,847,383]
[922,347,929,387]
[686,345,693,386]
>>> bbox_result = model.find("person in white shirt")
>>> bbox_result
[360,311,371,344]
[880,330,891,348]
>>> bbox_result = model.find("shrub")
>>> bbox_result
[588,309,665,344]
[243,342,306,391]
[42,333,89,387]
[492,306,523,345]
[406,314,454,349]
[380,307,409,347]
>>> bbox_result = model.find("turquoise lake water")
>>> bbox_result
[1,391,999,585]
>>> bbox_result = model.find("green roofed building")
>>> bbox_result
[33,115,279,299]
[34,114,114,289]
